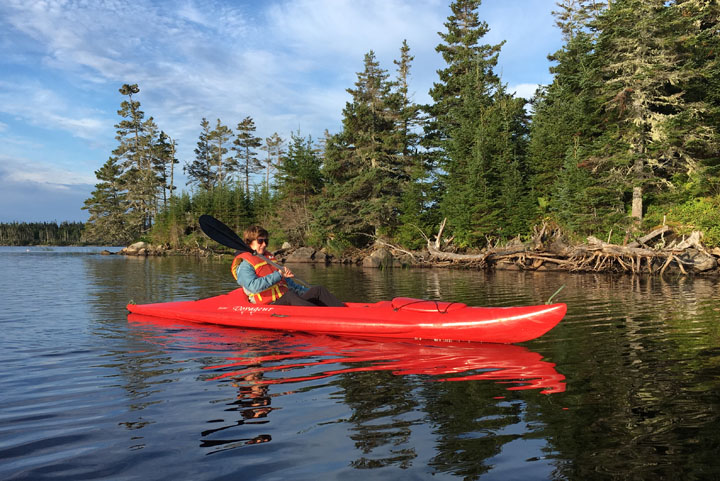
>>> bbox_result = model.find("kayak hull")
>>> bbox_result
[126,288,566,344]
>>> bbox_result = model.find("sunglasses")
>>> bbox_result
[256,238,269,245]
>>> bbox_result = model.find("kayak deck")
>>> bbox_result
[126,288,566,344]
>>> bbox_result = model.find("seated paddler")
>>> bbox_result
[232,225,345,307]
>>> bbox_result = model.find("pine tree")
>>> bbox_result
[668,0,720,199]
[493,91,533,237]
[209,118,234,188]
[233,116,263,194]
[111,84,163,232]
[321,50,403,242]
[390,41,434,247]
[391,40,422,159]
[276,133,323,199]
[262,132,284,190]
[153,131,178,207]
[528,1,607,225]
[82,157,132,244]
[185,118,215,191]
[552,0,607,41]
[273,132,326,245]
[592,0,705,221]
[428,0,533,245]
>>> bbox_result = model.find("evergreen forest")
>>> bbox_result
[81,0,720,253]
[0,222,85,246]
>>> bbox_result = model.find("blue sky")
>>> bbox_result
[0,0,563,222]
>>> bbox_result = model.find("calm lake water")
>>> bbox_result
[2,246,720,480]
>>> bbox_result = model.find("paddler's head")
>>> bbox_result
[244,225,269,255]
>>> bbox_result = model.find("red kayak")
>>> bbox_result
[127,288,565,344]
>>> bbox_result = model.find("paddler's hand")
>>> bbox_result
[280,267,295,278]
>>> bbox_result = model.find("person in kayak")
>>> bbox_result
[232,225,345,307]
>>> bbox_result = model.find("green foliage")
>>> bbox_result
[319,48,421,246]
[84,84,167,243]
[528,0,720,240]
[82,156,136,245]
[154,131,179,208]
[112,84,164,231]
[645,197,720,246]
[233,116,263,194]
[273,132,324,245]
[151,184,254,247]
[185,118,215,191]
[428,0,532,246]
[185,118,236,191]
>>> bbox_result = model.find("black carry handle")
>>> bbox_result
[199,215,309,288]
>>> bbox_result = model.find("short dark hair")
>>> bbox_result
[243,225,269,245]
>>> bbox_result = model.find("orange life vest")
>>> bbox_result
[231,251,288,304]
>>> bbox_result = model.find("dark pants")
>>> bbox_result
[272,286,345,307]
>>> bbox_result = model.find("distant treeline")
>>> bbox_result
[0,222,85,246]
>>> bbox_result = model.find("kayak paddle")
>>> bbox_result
[199,214,309,288]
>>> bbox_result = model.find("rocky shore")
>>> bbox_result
[111,223,720,276]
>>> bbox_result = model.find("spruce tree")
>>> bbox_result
[390,41,434,247]
[233,116,263,194]
[428,0,533,245]
[273,133,323,244]
[185,118,215,191]
[262,132,284,190]
[209,118,234,188]
[82,157,132,244]
[321,50,403,242]
[153,131,178,208]
[111,84,162,233]
[668,0,720,199]
[592,0,692,221]
[492,91,533,238]
[528,1,607,227]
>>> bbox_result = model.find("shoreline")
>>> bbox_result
[113,225,720,277]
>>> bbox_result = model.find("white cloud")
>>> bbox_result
[0,154,97,189]
[267,0,443,58]
[509,83,542,99]
[0,80,108,140]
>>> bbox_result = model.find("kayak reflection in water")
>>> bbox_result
[232,225,345,307]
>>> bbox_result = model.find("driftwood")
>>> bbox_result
[426,220,718,275]
[626,225,670,248]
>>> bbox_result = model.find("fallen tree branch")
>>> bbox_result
[357,233,417,261]
[627,225,670,248]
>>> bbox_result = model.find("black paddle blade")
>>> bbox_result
[199,215,251,253]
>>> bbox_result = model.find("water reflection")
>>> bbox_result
[200,368,274,452]
[128,314,566,394]
[127,313,565,460]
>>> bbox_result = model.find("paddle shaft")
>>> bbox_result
[256,253,310,288]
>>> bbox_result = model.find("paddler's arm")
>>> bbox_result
[236,260,283,294]
[286,278,309,295]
